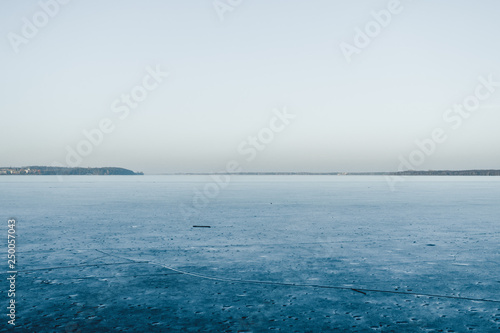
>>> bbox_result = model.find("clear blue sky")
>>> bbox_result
[1,0,500,173]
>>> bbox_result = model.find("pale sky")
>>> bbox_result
[1,0,500,174]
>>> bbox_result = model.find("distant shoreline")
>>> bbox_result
[163,170,500,176]
[1,167,500,176]
[0,166,143,176]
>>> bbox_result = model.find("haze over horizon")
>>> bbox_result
[2,0,500,174]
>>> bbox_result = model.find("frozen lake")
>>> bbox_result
[1,175,499,332]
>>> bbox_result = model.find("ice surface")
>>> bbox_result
[0,175,499,331]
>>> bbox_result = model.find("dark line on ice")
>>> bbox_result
[158,264,500,303]
[351,289,367,295]
[95,250,500,304]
